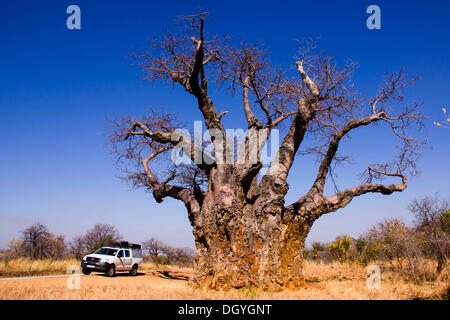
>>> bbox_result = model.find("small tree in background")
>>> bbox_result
[311,242,326,261]
[171,247,196,267]
[409,196,450,273]
[69,235,87,260]
[21,223,52,259]
[19,223,67,260]
[329,235,353,262]
[69,223,122,257]
[365,219,412,266]
[355,236,368,263]
[439,209,450,235]
[81,223,121,253]
[355,236,366,255]
[7,239,25,257]
[142,237,166,264]
[364,218,435,282]
[1,239,25,264]
[46,235,66,260]
[160,244,195,267]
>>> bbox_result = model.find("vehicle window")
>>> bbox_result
[117,250,124,258]
[94,248,118,256]
[124,250,130,258]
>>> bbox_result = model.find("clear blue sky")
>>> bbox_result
[1,0,449,249]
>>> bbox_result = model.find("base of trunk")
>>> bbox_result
[190,203,310,290]
[191,260,307,291]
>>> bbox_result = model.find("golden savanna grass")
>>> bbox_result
[0,259,448,300]
[0,258,172,278]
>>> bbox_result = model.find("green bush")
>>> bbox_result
[156,255,172,265]
[440,209,450,235]
[328,235,353,262]
[311,242,325,260]
[355,236,366,255]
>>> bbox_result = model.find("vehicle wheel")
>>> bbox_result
[129,265,138,276]
[105,264,115,277]
[82,268,91,275]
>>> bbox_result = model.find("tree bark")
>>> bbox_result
[191,206,310,289]
[187,169,407,290]
[187,171,311,290]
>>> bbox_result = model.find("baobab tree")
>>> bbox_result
[110,13,425,289]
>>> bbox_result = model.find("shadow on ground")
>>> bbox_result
[147,270,192,281]
[94,272,147,278]
[90,269,193,280]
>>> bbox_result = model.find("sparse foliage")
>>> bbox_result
[311,241,325,261]
[441,210,450,235]
[365,219,413,265]
[142,237,195,267]
[142,237,166,264]
[69,223,122,257]
[69,235,87,260]
[20,223,66,260]
[409,196,450,273]
[81,223,122,253]
[355,236,367,256]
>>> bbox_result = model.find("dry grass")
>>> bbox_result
[0,259,448,300]
[0,258,81,278]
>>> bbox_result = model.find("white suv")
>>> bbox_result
[81,243,143,277]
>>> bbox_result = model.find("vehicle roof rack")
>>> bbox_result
[110,241,141,249]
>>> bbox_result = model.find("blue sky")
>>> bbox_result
[0,0,449,249]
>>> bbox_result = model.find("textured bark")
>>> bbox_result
[189,173,309,290]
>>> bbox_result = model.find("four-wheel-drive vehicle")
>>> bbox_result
[81,242,142,277]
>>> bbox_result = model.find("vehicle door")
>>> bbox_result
[123,249,132,269]
[116,249,125,270]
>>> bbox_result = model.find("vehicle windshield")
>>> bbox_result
[94,248,118,256]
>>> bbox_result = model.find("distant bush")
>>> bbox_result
[69,223,122,258]
[329,235,353,262]
[142,237,195,267]
[365,219,412,264]
[441,210,450,235]
[3,223,67,261]
[363,217,442,282]
[409,196,449,273]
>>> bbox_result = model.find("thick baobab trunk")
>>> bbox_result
[190,192,312,290]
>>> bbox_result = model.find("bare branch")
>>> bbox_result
[324,174,407,213]
[310,113,383,193]
[135,13,226,137]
